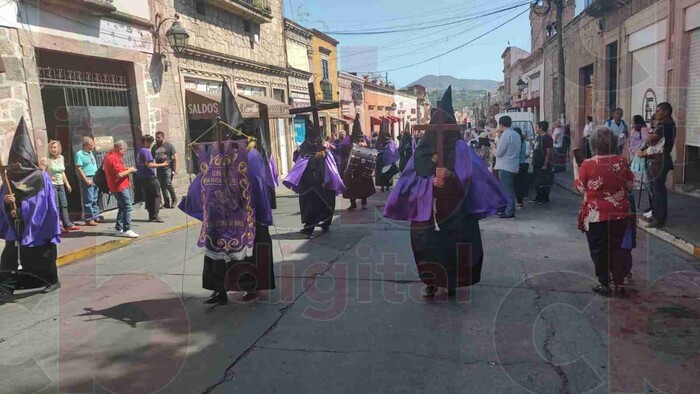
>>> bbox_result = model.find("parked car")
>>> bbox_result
[495,111,537,172]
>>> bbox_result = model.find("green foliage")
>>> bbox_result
[427,89,486,111]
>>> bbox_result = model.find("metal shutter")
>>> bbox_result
[631,42,666,118]
[686,29,700,147]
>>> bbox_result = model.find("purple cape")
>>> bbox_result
[0,172,61,247]
[380,140,400,166]
[268,154,279,188]
[384,141,508,221]
[283,152,346,195]
[179,142,272,262]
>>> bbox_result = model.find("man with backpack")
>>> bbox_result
[103,141,139,238]
[606,108,628,155]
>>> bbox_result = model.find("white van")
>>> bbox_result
[495,111,536,141]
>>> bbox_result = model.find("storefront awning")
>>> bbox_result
[186,90,221,121]
[514,97,540,109]
[186,90,291,120]
[342,115,355,122]
[242,94,291,118]
[330,114,348,124]
[370,116,382,126]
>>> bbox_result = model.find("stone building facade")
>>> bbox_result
[338,71,365,133]
[284,18,312,152]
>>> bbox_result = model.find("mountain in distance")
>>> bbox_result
[406,75,500,92]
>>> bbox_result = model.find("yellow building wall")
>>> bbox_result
[310,34,339,102]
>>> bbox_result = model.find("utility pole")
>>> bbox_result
[554,0,566,123]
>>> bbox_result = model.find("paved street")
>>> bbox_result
[1,186,700,394]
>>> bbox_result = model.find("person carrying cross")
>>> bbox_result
[383,87,508,297]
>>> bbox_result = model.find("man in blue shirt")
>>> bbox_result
[75,136,100,226]
[606,108,628,154]
[495,116,521,218]
[135,135,169,223]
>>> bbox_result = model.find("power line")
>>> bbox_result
[365,7,531,74]
[323,1,531,35]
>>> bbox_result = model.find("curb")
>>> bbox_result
[57,220,201,268]
[554,179,700,259]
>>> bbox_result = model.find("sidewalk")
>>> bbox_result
[554,165,700,258]
[57,185,296,267]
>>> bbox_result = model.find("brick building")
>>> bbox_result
[338,71,365,133]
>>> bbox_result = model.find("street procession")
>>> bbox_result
[1,0,700,393]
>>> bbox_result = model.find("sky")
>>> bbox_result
[284,0,584,88]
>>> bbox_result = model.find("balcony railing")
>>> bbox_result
[321,80,333,101]
[204,0,273,23]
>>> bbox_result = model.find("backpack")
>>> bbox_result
[93,161,110,195]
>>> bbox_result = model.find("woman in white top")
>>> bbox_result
[45,141,80,231]
[552,122,564,148]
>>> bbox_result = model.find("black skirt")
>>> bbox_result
[0,242,58,290]
[202,224,275,292]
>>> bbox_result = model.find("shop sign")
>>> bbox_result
[94,136,114,153]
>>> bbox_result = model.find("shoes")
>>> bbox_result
[65,225,81,231]
[0,284,14,296]
[497,213,515,219]
[42,282,61,294]
[423,285,438,298]
[123,230,139,238]
[362,205,368,210]
[204,291,228,305]
[647,219,665,228]
[516,203,525,209]
[643,211,653,219]
[299,228,314,238]
[170,197,178,209]
[614,285,626,296]
[163,200,171,209]
[85,220,98,227]
[150,217,165,223]
[624,273,633,285]
[592,284,611,296]
[321,225,330,233]
[114,230,139,238]
[348,202,357,211]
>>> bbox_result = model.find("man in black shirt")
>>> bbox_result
[152,131,178,208]
[639,102,675,228]
[532,121,554,204]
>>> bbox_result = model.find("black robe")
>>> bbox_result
[341,137,376,200]
[202,223,275,292]
[299,155,336,229]
[0,242,58,290]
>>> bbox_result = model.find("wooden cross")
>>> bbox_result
[289,82,340,138]
[412,101,461,167]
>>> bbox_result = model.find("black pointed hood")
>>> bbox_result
[413,85,460,177]
[350,114,364,143]
[299,117,322,157]
[6,118,44,200]
[375,118,392,149]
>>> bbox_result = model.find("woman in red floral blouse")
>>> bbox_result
[573,126,634,295]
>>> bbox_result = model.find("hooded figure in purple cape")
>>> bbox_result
[375,118,399,191]
[178,82,275,305]
[340,114,375,210]
[0,118,62,296]
[384,87,509,297]
[283,118,345,237]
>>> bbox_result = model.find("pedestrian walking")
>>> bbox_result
[532,121,554,205]
[513,127,529,209]
[375,119,399,192]
[283,118,345,237]
[75,136,100,226]
[636,102,676,228]
[494,116,520,219]
[104,141,139,238]
[573,126,634,296]
[151,131,178,209]
[135,135,168,223]
[583,116,594,158]
[0,118,62,296]
[384,87,508,297]
[45,141,80,232]
[341,114,375,210]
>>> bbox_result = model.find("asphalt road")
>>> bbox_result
[1,186,699,394]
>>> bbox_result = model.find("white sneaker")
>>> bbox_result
[122,230,139,238]
[113,230,124,237]
[643,211,653,219]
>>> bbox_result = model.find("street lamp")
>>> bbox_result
[154,14,190,54]
[516,78,527,93]
[390,102,397,112]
